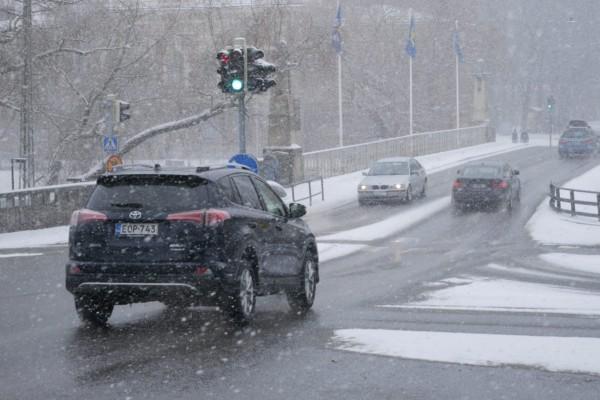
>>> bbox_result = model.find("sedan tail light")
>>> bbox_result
[70,209,108,226]
[166,209,231,226]
[492,180,509,189]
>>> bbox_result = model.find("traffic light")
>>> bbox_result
[217,47,244,93]
[114,100,131,122]
[246,46,276,92]
[216,46,276,94]
[547,96,555,112]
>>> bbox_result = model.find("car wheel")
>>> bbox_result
[287,252,318,315]
[224,266,256,325]
[405,185,413,203]
[420,181,427,198]
[505,194,513,212]
[75,295,114,326]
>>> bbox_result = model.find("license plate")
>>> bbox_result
[115,223,158,237]
[471,183,487,189]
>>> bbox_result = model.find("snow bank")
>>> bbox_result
[320,196,450,242]
[0,226,69,250]
[379,275,600,316]
[540,253,600,275]
[333,329,600,376]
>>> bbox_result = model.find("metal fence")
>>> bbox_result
[549,183,600,221]
[303,125,494,179]
[290,176,324,206]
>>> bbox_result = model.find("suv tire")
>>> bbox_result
[75,295,114,326]
[287,252,317,315]
[224,266,256,325]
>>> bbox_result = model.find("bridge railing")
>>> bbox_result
[549,183,600,221]
[303,125,493,179]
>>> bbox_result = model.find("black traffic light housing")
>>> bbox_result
[247,47,276,92]
[216,46,276,94]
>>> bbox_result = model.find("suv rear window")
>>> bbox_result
[87,175,213,213]
[562,129,591,139]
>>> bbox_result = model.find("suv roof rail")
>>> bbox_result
[112,164,156,172]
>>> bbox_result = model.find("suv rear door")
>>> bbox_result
[72,174,215,265]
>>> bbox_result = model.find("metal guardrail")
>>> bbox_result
[549,183,600,221]
[303,125,494,179]
[290,176,324,206]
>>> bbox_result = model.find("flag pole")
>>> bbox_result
[409,53,413,137]
[338,52,344,147]
[455,20,460,130]
[409,9,414,137]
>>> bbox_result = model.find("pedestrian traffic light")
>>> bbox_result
[114,100,131,122]
[246,47,276,92]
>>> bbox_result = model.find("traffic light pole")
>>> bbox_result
[238,93,246,153]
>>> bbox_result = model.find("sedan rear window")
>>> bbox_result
[87,176,213,213]
[461,166,501,178]
[369,161,409,176]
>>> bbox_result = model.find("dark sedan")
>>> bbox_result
[452,161,521,211]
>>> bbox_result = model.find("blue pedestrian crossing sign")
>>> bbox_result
[103,136,119,154]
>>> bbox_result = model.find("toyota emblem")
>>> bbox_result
[129,210,142,220]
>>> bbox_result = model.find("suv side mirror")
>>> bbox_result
[288,203,306,219]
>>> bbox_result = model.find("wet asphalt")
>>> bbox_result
[1,146,600,400]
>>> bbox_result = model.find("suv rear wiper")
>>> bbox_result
[110,202,143,208]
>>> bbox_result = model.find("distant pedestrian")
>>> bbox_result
[512,128,518,143]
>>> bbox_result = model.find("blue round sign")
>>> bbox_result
[229,153,259,174]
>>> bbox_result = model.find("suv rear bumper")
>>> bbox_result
[66,261,233,305]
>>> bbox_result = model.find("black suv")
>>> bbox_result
[66,165,318,325]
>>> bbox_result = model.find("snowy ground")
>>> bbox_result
[0,135,543,251]
[378,274,600,316]
[527,163,600,246]
[333,329,600,376]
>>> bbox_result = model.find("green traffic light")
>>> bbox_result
[231,79,243,92]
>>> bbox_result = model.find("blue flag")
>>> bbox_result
[332,3,343,54]
[405,14,416,58]
[453,29,464,63]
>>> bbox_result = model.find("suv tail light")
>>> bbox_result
[166,210,204,224]
[452,180,463,189]
[166,209,231,226]
[204,209,231,226]
[70,209,107,226]
[492,180,509,189]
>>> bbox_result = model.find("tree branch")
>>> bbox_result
[79,99,237,180]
